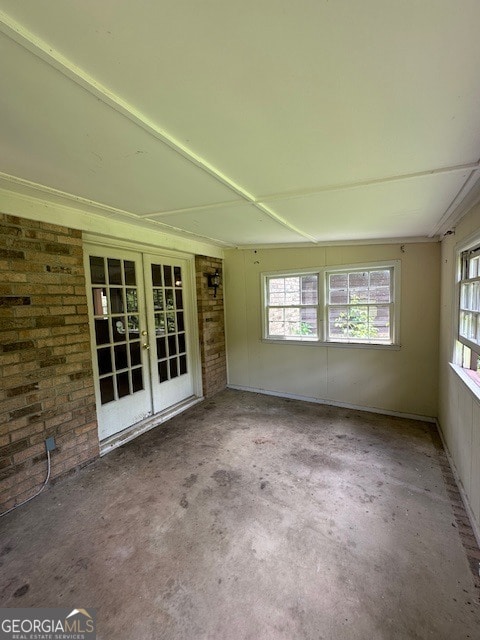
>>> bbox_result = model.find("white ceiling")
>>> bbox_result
[1,0,480,247]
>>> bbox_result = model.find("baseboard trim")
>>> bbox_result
[99,395,203,456]
[227,384,437,423]
[435,419,480,547]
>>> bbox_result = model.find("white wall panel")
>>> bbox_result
[225,242,440,417]
[439,202,480,538]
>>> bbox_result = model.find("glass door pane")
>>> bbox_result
[87,248,197,441]
[89,255,145,404]
[151,262,188,384]
[144,255,194,414]
[86,248,152,441]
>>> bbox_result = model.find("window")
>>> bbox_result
[263,261,399,346]
[457,245,480,385]
[326,267,393,344]
[265,273,318,340]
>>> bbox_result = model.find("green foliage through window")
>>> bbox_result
[333,295,381,339]
[291,322,314,336]
[264,264,396,344]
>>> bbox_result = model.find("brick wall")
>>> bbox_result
[0,214,99,513]
[195,256,227,397]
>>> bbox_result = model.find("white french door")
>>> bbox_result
[143,254,194,414]
[85,245,197,441]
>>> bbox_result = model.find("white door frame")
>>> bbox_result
[83,236,203,449]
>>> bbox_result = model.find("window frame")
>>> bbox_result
[456,242,480,385]
[324,264,397,345]
[262,260,401,348]
[263,270,320,342]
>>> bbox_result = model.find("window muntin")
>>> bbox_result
[457,245,480,384]
[89,255,144,404]
[266,274,318,339]
[263,262,398,346]
[326,268,393,344]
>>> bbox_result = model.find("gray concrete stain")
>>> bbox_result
[182,473,198,488]
[0,389,479,639]
[211,469,241,487]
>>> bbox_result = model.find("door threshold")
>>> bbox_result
[99,395,203,456]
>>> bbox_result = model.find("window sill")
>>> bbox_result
[261,338,401,350]
[450,363,480,402]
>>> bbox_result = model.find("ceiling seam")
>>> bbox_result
[140,200,247,218]
[428,166,480,237]
[141,161,480,219]
[0,10,317,244]
[0,12,252,201]
[234,236,439,250]
[256,161,480,204]
[0,173,235,248]
[0,171,144,220]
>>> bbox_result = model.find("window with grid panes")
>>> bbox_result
[326,267,394,344]
[89,256,144,404]
[151,263,188,383]
[265,273,318,340]
[263,262,398,345]
[457,245,480,385]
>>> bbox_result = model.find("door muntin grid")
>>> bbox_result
[151,263,188,384]
[89,256,144,405]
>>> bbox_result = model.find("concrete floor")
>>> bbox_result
[0,389,479,639]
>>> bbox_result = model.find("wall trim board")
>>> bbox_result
[227,384,436,423]
[0,186,225,258]
[83,233,196,262]
[449,363,480,404]
[234,237,439,250]
[436,419,480,547]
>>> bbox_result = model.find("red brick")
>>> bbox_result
[13,442,44,464]
[195,255,226,398]
[10,422,45,443]
[1,215,99,506]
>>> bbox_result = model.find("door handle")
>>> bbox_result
[143,343,150,350]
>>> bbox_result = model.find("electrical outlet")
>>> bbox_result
[45,436,56,452]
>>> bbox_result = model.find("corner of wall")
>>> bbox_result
[195,255,227,397]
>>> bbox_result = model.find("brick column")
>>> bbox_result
[0,214,99,512]
[195,256,227,397]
